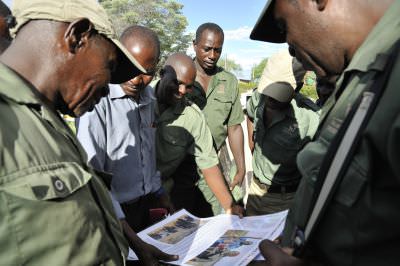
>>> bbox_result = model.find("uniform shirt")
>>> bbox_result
[155,97,219,178]
[0,63,127,265]
[247,91,319,186]
[187,67,245,150]
[282,2,400,265]
[76,84,161,208]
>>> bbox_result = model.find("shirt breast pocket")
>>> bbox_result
[159,125,190,159]
[0,162,115,264]
[333,157,367,207]
[273,125,303,152]
[213,97,232,117]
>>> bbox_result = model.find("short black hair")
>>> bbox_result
[195,22,224,44]
[120,25,161,58]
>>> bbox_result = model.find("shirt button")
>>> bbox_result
[54,179,65,191]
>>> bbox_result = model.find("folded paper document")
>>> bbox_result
[128,209,287,265]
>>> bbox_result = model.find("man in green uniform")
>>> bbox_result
[155,52,244,218]
[188,22,246,215]
[0,0,149,265]
[250,0,400,265]
[245,50,319,215]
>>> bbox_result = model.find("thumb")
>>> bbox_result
[229,175,241,190]
[229,179,239,190]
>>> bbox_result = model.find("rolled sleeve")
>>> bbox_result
[227,83,245,127]
[192,113,219,170]
[246,90,261,120]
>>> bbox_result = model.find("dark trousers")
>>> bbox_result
[120,194,153,232]
[170,155,214,218]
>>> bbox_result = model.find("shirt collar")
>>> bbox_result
[109,83,156,106]
[0,62,42,107]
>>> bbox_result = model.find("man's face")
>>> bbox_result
[265,96,290,111]
[158,63,196,107]
[175,64,196,99]
[273,0,346,79]
[193,29,223,71]
[60,35,118,117]
[120,38,159,98]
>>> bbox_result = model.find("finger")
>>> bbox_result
[259,240,301,266]
[229,180,238,190]
[232,205,244,218]
[156,251,179,262]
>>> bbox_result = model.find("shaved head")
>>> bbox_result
[157,52,196,107]
[165,52,196,83]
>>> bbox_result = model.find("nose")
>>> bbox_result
[209,49,217,60]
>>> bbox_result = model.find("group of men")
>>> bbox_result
[0,0,246,264]
[0,0,399,265]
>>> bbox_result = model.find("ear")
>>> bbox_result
[64,18,94,53]
[192,39,197,49]
[315,0,328,11]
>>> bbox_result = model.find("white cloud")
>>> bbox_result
[224,26,252,41]
[184,25,288,79]
[225,42,287,79]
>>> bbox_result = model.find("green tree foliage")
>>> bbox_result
[217,55,243,76]
[238,81,256,94]
[300,71,318,100]
[100,0,192,65]
[251,58,268,82]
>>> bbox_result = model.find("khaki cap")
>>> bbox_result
[11,0,146,84]
[258,49,305,103]
[250,0,285,43]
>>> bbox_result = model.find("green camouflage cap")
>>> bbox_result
[258,49,305,103]
[250,0,285,43]
[11,0,146,84]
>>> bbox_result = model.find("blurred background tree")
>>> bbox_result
[100,0,192,69]
[251,58,268,83]
[300,71,317,100]
[217,54,243,76]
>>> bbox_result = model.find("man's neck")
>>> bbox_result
[0,44,58,110]
[195,59,217,76]
[346,0,394,61]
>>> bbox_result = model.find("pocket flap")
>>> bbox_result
[1,162,92,200]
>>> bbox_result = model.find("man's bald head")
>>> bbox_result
[165,52,196,85]
[157,52,196,107]
[118,25,160,98]
[120,25,160,65]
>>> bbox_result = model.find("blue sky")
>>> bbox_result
[3,0,287,79]
[177,0,287,79]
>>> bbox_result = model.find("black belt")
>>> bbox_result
[253,175,299,193]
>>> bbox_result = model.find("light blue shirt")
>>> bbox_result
[76,84,161,218]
